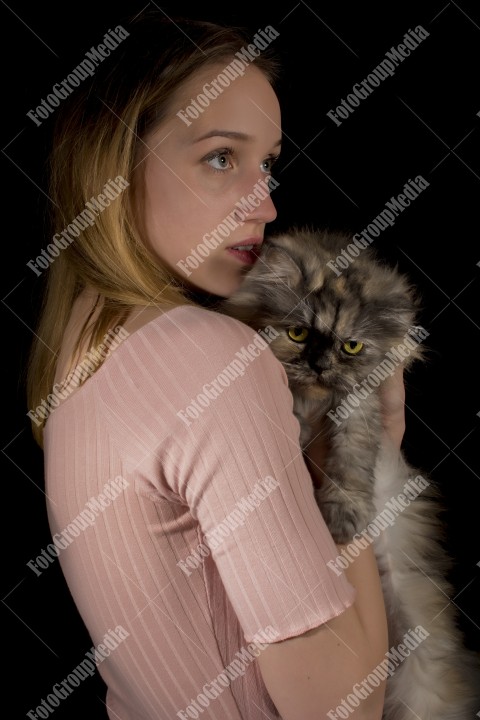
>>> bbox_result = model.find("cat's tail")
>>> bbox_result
[373,446,480,719]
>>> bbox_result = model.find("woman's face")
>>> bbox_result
[139,62,282,297]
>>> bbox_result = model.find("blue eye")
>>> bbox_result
[205,148,234,172]
[261,155,279,174]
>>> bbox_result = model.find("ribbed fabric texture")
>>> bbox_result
[44,306,355,720]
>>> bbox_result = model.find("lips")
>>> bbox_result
[227,238,263,265]
[230,244,256,251]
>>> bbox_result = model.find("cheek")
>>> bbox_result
[359,356,380,378]
[148,179,193,222]
[144,184,206,260]
[335,356,367,384]
[269,337,303,362]
[145,156,199,217]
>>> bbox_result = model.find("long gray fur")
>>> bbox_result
[219,228,480,719]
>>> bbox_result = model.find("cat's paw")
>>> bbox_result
[314,485,374,544]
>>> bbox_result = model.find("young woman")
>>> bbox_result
[27,12,404,719]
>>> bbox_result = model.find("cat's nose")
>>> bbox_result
[308,356,330,373]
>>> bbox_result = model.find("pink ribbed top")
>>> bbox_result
[44,305,355,720]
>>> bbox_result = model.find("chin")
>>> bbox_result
[310,383,331,398]
[289,375,330,398]
[218,280,246,298]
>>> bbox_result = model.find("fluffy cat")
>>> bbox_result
[218,228,480,719]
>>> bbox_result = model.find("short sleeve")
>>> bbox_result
[143,306,356,643]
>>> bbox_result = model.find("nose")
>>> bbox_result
[260,184,278,223]
[308,354,330,374]
[235,173,278,225]
[307,335,332,374]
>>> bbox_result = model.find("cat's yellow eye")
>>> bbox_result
[288,327,309,343]
[343,340,364,355]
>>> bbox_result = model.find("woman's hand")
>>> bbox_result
[379,365,406,452]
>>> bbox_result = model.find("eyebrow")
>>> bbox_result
[192,130,282,147]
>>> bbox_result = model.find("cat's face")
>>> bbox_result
[221,229,422,397]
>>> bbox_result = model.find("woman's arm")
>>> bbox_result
[256,542,388,719]
[150,309,397,718]
[255,368,406,718]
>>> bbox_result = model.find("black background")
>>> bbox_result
[2,1,479,718]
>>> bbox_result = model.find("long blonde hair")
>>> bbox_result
[27,12,280,447]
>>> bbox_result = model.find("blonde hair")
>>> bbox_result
[27,13,280,446]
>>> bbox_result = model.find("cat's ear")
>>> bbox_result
[253,240,303,289]
[217,238,304,320]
